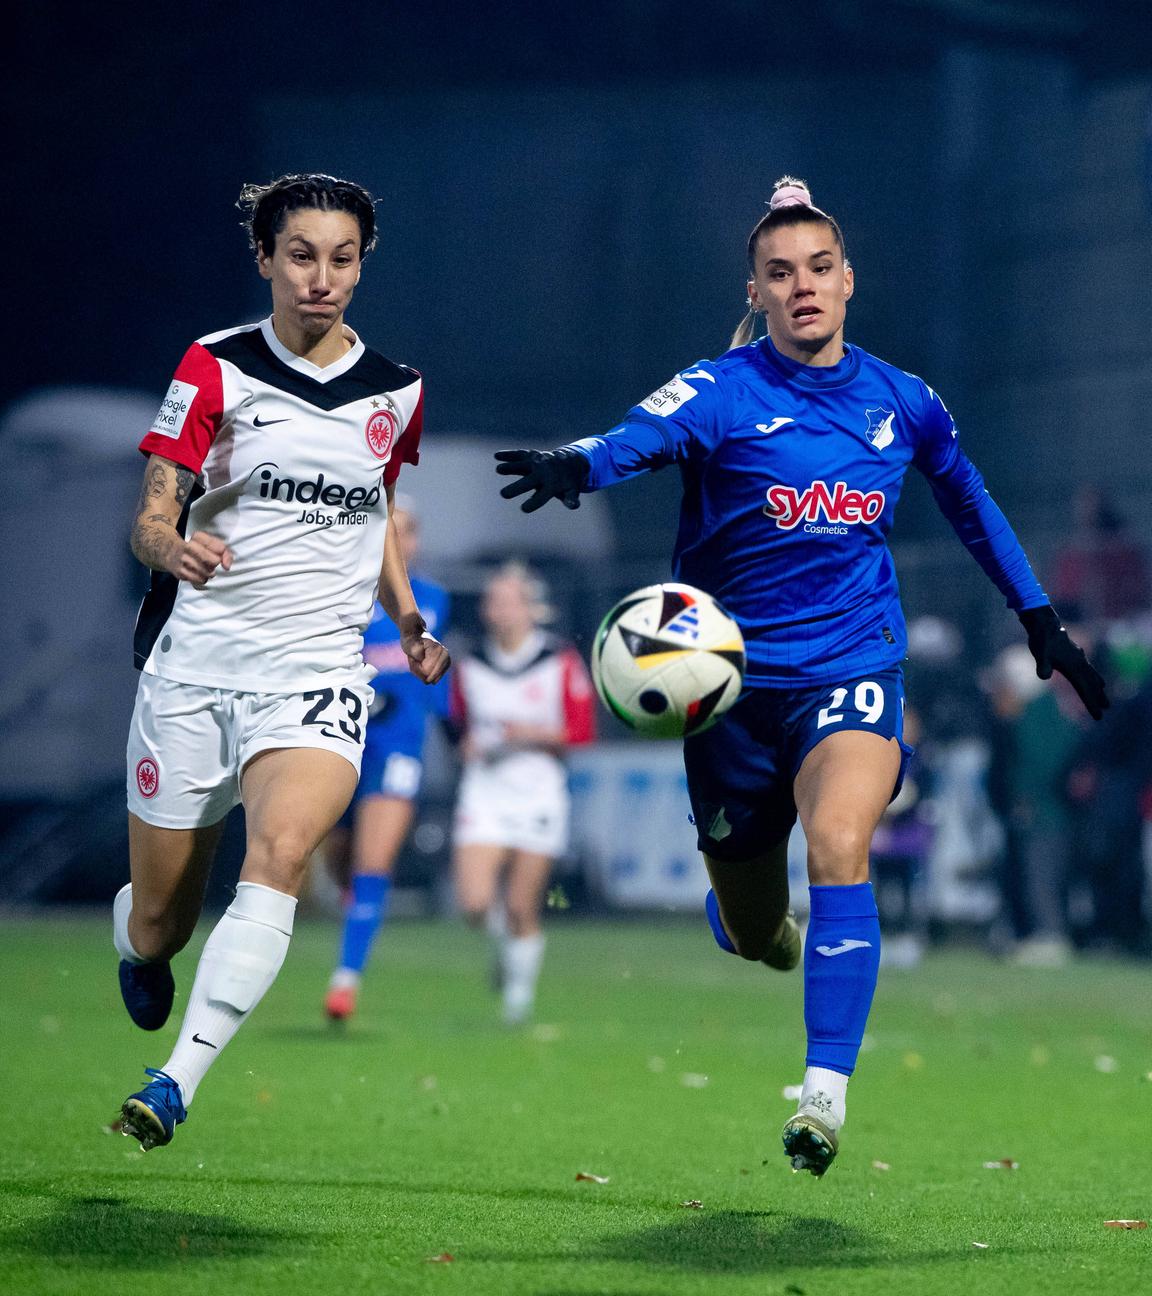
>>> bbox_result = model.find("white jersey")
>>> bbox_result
[450,630,596,797]
[134,317,422,693]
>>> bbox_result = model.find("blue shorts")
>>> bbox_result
[683,666,913,862]
[353,743,424,803]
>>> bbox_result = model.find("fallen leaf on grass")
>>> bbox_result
[982,1159,1019,1170]
[1104,1220,1147,1230]
[972,1241,989,1249]
[679,1200,703,1209]
[425,1252,455,1263]
[871,1160,891,1171]
[575,1172,609,1184]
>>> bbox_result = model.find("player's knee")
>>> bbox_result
[806,818,871,885]
[458,898,489,928]
[129,908,195,961]
[244,827,314,887]
[505,905,539,938]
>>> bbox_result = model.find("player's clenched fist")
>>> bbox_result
[401,626,451,685]
[172,531,234,588]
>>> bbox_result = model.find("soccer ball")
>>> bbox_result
[590,583,745,738]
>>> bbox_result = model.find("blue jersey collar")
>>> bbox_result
[756,335,862,389]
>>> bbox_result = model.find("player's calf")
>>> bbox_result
[113,883,176,1030]
[705,889,799,971]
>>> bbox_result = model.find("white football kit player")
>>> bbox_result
[127,317,423,827]
[451,630,595,856]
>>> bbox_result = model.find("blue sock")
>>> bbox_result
[337,874,392,974]
[803,882,881,1077]
[705,888,738,955]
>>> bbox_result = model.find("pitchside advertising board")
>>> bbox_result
[567,743,810,910]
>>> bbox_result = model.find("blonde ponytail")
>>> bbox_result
[729,308,759,349]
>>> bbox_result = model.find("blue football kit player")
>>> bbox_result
[325,502,449,1021]
[495,177,1107,1175]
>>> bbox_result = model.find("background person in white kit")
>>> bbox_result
[450,563,595,1023]
[115,174,450,1150]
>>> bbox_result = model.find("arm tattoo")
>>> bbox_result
[135,460,169,513]
[173,465,196,507]
[131,458,199,571]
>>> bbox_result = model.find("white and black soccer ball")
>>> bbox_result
[590,583,745,738]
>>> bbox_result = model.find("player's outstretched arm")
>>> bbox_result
[129,454,233,588]
[377,482,450,685]
[1017,605,1109,720]
[495,448,589,513]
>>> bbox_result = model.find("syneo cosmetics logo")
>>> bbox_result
[765,480,885,532]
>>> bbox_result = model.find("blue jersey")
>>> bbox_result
[569,336,1046,687]
[361,575,450,755]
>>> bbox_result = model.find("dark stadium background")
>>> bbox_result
[3,0,1152,938]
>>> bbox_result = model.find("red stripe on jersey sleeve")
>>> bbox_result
[560,648,596,745]
[138,342,224,473]
[449,658,468,728]
[384,381,423,486]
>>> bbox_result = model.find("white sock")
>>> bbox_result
[329,967,360,990]
[502,932,545,1023]
[799,1066,848,1130]
[161,882,296,1106]
[113,883,144,964]
[485,903,508,941]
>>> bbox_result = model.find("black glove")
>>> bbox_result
[1017,604,1109,721]
[495,448,589,513]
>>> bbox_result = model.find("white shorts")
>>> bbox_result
[453,765,570,857]
[127,672,372,828]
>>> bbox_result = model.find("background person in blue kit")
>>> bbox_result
[324,498,450,1021]
[494,176,1108,1176]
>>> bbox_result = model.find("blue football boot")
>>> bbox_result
[118,959,175,1030]
[120,1068,186,1150]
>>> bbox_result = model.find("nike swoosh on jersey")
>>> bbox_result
[682,369,717,384]
[253,415,292,427]
[756,418,795,435]
[814,939,873,957]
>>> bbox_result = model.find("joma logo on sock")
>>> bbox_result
[814,939,873,958]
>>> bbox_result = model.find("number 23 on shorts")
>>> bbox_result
[301,687,364,743]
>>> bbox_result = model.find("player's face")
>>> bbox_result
[481,576,536,639]
[258,209,363,337]
[747,222,854,366]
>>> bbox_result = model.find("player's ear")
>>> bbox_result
[746,278,761,311]
[842,261,854,303]
[257,246,273,281]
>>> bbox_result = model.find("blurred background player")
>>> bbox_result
[495,176,1107,1174]
[115,173,449,1149]
[450,562,595,1023]
[324,499,450,1021]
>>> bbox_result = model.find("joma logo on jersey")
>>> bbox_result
[254,464,381,511]
[764,480,886,530]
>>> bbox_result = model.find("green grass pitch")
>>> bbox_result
[1,913,1148,1294]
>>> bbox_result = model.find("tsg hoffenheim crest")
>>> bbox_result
[864,406,896,451]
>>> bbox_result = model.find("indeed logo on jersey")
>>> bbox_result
[764,480,886,535]
[149,380,199,440]
[253,463,381,527]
